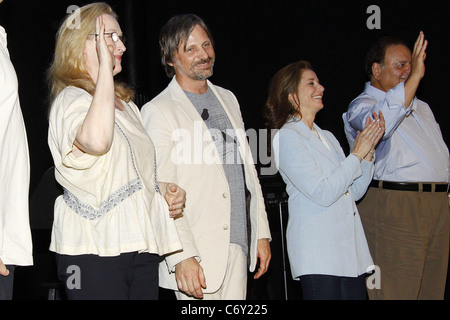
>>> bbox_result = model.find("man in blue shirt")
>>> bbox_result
[343,32,449,300]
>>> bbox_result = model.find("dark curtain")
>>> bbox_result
[1,0,448,300]
[0,0,448,191]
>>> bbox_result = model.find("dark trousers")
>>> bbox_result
[56,251,162,300]
[0,265,15,300]
[299,274,368,300]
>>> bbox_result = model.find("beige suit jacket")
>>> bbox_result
[141,77,271,293]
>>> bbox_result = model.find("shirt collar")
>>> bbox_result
[287,116,317,140]
[365,81,418,115]
[364,81,390,100]
[409,97,418,113]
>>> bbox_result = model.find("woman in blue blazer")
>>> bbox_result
[265,61,385,300]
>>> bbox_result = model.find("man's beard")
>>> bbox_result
[190,57,215,80]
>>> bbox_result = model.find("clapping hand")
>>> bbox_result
[352,111,385,161]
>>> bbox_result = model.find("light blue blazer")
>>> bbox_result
[273,118,373,279]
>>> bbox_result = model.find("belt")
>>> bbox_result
[369,180,449,192]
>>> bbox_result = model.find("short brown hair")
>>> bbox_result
[159,14,213,78]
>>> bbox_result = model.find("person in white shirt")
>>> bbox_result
[0,0,33,300]
[47,3,185,299]
[343,32,450,300]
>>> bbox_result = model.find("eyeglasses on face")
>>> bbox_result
[88,32,126,44]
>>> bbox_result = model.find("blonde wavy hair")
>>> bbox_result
[47,2,134,107]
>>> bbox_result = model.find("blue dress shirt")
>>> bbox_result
[343,82,449,183]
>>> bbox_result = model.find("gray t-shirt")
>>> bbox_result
[185,87,248,255]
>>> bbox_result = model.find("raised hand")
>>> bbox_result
[410,31,428,81]
[95,15,115,73]
[404,31,428,109]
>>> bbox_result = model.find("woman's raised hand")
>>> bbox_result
[95,15,115,73]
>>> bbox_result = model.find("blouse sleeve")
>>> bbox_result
[48,87,117,207]
[49,87,100,170]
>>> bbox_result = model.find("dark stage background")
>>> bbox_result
[0,0,448,300]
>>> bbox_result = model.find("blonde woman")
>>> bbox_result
[47,2,185,299]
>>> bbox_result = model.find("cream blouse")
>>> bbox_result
[48,86,181,256]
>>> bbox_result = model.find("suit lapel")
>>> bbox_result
[294,121,341,166]
[207,82,252,167]
[168,78,226,178]
[168,78,204,127]
[314,125,345,164]
[207,81,239,131]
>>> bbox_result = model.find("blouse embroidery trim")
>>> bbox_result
[63,177,143,220]
[63,120,159,220]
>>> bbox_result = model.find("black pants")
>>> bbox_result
[0,265,15,300]
[299,274,368,300]
[56,251,162,300]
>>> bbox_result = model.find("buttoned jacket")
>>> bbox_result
[273,119,373,278]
